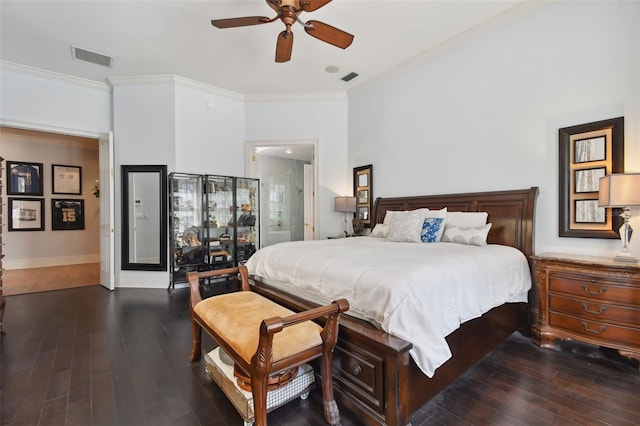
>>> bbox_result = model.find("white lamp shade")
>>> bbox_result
[334,196,357,213]
[599,173,640,207]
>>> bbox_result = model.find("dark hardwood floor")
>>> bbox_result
[1,286,638,426]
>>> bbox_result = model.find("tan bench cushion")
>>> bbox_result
[194,292,323,365]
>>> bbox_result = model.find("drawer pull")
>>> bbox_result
[352,365,362,376]
[581,285,606,295]
[581,322,605,334]
[581,303,606,315]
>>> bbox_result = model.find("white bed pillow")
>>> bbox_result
[441,223,492,246]
[370,223,389,238]
[446,211,488,228]
[387,208,429,242]
[382,210,398,225]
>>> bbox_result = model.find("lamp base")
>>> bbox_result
[613,252,639,263]
[613,212,637,263]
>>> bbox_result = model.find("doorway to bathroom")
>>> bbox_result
[245,141,317,247]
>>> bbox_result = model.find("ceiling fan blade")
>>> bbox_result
[304,20,353,49]
[275,30,293,63]
[299,0,332,12]
[211,16,270,29]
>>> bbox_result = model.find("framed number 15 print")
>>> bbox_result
[51,199,85,230]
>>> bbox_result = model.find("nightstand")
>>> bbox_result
[531,253,640,368]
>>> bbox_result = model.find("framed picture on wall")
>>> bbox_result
[558,117,624,238]
[6,161,44,196]
[51,199,85,230]
[52,164,82,195]
[353,164,373,228]
[9,197,45,231]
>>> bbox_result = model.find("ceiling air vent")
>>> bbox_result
[341,72,359,82]
[71,45,113,68]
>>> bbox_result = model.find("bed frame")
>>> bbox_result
[248,187,539,425]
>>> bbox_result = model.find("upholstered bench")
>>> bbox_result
[188,266,349,426]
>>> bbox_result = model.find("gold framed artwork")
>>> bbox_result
[559,117,624,238]
[353,164,372,228]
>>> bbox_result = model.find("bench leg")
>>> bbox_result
[321,352,340,425]
[190,318,202,362]
[251,369,269,426]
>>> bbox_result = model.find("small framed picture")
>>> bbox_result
[9,197,45,231]
[574,199,606,224]
[51,199,85,230]
[52,164,82,195]
[574,167,606,193]
[6,161,44,196]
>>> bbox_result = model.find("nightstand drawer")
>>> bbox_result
[549,273,640,306]
[549,294,640,327]
[549,312,640,347]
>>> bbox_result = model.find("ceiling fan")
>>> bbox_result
[211,0,354,63]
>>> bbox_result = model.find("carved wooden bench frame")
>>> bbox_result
[188,266,349,426]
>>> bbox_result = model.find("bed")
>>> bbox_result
[246,187,539,425]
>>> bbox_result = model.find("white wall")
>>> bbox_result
[111,79,176,287]
[0,64,111,133]
[245,97,349,237]
[174,81,245,176]
[348,1,640,258]
[110,77,248,287]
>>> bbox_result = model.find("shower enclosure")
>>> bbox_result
[263,169,305,246]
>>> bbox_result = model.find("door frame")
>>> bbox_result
[245,139,319,241]
[0,119,114,289]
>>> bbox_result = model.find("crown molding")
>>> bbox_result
[0,61,110,92]
[108,74,244,102]
[1,61,348,103]
[244,91,348,103]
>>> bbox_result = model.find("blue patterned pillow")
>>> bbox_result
[421,217,445,243]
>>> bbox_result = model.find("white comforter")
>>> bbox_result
[245,237,531,377]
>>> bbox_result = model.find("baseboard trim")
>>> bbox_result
[116,271,170,289]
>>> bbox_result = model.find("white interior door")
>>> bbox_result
[99,132,115,290]
[303,164,314,240]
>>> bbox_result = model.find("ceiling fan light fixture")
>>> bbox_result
[211,0,353,63]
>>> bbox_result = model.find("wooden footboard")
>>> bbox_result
[250,277,527,425]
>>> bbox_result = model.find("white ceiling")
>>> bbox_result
[0,1,547,97]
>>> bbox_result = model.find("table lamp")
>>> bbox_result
[598,173,640,263]
[334,196,356,237]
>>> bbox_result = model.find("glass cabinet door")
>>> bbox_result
[204,175,235,269]
[235,177,260,264]
[169,173,204,284]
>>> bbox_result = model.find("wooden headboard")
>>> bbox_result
[372,187,539,260]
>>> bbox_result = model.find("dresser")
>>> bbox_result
[531,253,639,367]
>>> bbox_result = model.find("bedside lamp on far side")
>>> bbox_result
[599,173,640,263]
[335,196,357,237]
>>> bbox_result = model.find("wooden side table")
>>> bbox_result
[531,252,640,367]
